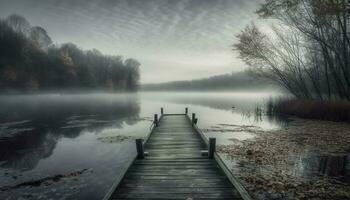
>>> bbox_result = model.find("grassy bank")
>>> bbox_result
[272,99,350,122]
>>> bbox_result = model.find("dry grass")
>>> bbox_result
[274,99,350,122]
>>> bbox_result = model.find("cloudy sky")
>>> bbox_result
[0,0,263,83]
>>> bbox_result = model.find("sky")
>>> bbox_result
[0,0,264,83]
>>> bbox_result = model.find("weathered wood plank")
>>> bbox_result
[115,187,237,194]
[130,166,219,171]
[133,162,215,165]
[123,175,228,179]
[114,193,237,199]
[107,114,246,200]
[134,158,212,163]
[113,198,239,200]
[146,145,205,149]
[121,179,231,186]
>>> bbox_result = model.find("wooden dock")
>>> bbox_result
[103,108,251,200]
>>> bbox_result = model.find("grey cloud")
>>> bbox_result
[0,0,263,83]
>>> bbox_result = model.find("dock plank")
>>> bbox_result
[108,114,244,200]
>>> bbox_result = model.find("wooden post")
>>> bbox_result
[209,138,216,159]
[192,113,196,124]
[136,139,144,159]
[154,114,158,127]
[185,107,188,114]
[161,108,164,115]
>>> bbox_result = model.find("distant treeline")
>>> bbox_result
[0,14,140,92]
[142,71,275,91]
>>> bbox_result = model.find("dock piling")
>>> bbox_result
[209,138,216,159]
[154,114,158,127]
[135,139,144,159]
[106,110,249,200]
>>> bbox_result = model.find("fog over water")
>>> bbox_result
[0,91,284,200]
[0,0,264,83]
[1,92,349,200]
[2,0,350,199]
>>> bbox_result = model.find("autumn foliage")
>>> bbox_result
[0,14,140,91]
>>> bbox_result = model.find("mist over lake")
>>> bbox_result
[1,0,350,199]
[0,91,284,200]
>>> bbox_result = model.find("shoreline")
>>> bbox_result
[272,99,350,123]
[219,118,350,199]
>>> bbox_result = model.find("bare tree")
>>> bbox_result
[234,23,312,98]
[30,26,52,51]
[235,0,350,100]
[5,14,31,35]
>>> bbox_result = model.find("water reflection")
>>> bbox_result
[142,91,277,112]
[298,152,350,183]
[239,100,291,128]
[142,91,289,129]
[0,91,289,200]
[0,94,140,171]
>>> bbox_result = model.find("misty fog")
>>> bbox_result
[1,0,350,200]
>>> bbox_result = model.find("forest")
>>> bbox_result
[0,14,140,92]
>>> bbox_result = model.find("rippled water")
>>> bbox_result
[0,91,288,200]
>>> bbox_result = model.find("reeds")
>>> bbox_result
[272,99,350,122]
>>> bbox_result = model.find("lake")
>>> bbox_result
[0,91,286,200]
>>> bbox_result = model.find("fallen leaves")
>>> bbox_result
[0,168,93,192]
[218,118,350,200]
[97,135,134,143]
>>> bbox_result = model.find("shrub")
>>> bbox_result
[273,99,350,122]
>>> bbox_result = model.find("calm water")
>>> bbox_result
[0,91,343,200]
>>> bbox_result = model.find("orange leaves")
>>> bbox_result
[314,2,350,16]
[61,52,74,67]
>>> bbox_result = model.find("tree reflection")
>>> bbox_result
[0,93,140,170]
